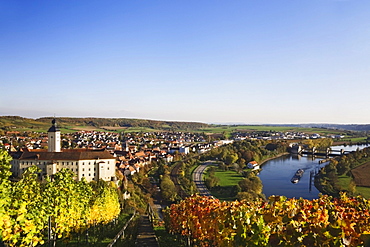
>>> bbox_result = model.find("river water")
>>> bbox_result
[258,144,369,200]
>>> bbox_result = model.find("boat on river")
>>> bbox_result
[291,169,304,183]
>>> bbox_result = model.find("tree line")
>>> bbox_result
[316,146,370,197]
[7,116,209,131]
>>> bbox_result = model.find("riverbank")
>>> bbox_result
[314,172,336,197]
[333,140,369,146]
[259,152,290,166]
[314,146,370,199]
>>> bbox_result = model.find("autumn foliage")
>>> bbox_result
[0,150,121,247]
[164,194,370,246]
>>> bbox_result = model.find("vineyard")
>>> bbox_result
[0,150,121,247]
[164,195,370,246]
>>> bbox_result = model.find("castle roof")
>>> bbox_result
[15,149,114,161]
[48,119,60,132]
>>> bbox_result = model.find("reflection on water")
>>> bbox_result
[258,144,369,200]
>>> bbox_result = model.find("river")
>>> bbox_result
[258,144,369,200]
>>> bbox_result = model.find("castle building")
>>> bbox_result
[10,119,116,182]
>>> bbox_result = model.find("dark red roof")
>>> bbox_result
[17,150,114,160]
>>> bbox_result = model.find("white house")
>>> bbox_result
[247,161,259,170]
[10,119,117,182]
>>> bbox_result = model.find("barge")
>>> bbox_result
[291,169,304,183]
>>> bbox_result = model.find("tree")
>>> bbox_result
[238,158,246,169]
[43,169,92,243]
[236,191,260,201]
[218,162,228,171]
[160,175,177,202]
[241,150,254,162]
[337,157,350,176]
[89,180,121,226]
[205,176,219,189]
[0,152,46,247]
[225,153,238,165]
[238,173,263,196]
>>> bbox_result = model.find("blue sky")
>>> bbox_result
[1,0,370,124]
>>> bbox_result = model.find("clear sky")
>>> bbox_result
[1,0,370,124]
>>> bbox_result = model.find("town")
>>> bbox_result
[0,119,345,181]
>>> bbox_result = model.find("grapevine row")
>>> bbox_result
[0,150,121,247]
[164,194,370,246]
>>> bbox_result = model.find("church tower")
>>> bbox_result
[48,119,61,152]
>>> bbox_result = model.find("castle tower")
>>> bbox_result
[48,119,61,152]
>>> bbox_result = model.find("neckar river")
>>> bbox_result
[258,144,369,200]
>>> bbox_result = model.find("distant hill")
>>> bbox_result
[1,116,369,133]
[264,124,370,132]
[0,116,210,132]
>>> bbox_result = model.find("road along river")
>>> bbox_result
[258,144,369,200]
[192,161,214,197]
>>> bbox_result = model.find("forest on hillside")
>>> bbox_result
[0,116,209,132]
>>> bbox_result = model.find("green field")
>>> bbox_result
[214,170,244,187]
[355,187,370,199]
[338,175,370,199]
[338,175,351,190]
[340,137,368,143]
[205,168,244,201]
[198,125,345,136]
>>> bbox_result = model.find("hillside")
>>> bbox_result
[1,116,369,136]
[351,162,370,187]
[266,123,370,132]
[0,116,210,132]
